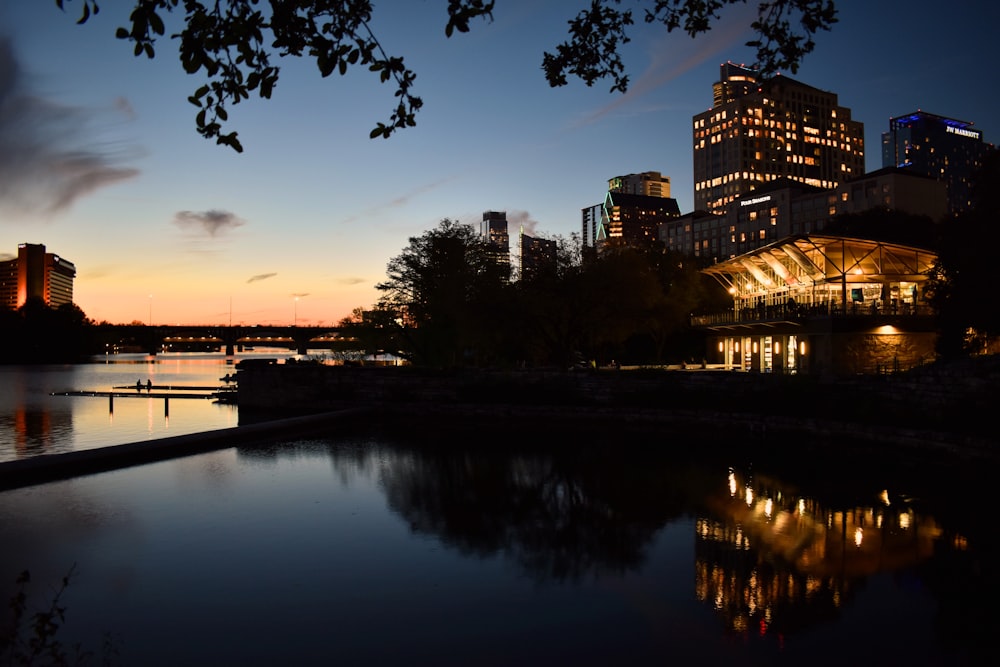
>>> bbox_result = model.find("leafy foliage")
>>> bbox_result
[56,1,836,150]
[544,0,838,93]
[367,220,724,368]
[1,566,116,666]
[926,151,1000,357]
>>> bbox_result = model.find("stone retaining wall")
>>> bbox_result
[236,359,1000,458]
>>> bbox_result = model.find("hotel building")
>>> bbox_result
[881,111,993,214]
[0,243,76,310]
[661,168,946,262]
[693,63,865,213]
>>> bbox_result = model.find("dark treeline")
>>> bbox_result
[338,219,731,368]
[0,297,96,364]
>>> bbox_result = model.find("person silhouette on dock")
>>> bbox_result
[136,380,142,392]
[146,379,153,393]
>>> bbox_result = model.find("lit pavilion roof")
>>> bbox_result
[701,235,938,297]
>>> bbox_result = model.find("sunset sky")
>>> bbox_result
[0,1,996,326]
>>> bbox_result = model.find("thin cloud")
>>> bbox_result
[570,6,757,129]
[173,209,245,237]
[247,273,277,283]
[0,37,139,218]
[342,178,454,224]
[507,210,539,236]
[336,277,366,286]
[291,292,310,298]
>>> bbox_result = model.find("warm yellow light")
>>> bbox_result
[764,498,773,519]
[734,341,740,352]
[879,489,890,506]
[745,487,754,507]
[774,341,780,354]
[752,341,759,353]
[854,527,863,548]
[876,325,898,334]
[718,341,724,352]
[899,512,912,530]
[729,472,737,496]
[799,341,806,355]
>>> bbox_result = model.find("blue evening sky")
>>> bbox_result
[0,1,996,325]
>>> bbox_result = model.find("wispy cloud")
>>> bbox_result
[570,6,756,129]
[341,178,454,224]
[173,209,245,237]
[291,292,310,298]
[247,272,277,284]
[336,277,366,285]
[507,209,539,236]
[0,37,139,218]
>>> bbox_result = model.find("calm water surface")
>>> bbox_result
[0,423,994,666]
[0,352,299,463]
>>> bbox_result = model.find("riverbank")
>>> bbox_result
[236,356,1000,460]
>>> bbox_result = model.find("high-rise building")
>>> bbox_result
[519,231,558,282]
[881,111,993,214]
[481,211,510,271]
[596,190,681,251]
[582,173,680,256]
[608,171,671,198]
[0,243,76,310]
[693,62,865,213]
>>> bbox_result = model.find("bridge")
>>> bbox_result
[97,324,348,355]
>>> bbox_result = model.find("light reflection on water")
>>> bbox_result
[0,352,298,462]
[0,429,989,666]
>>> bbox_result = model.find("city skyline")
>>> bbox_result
[0,1,996,326]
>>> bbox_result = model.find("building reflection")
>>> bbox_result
[7,406,73,456]
[695,468,947,637]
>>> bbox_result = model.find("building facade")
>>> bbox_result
[481,211,510,271]
[881,111,993,214]
[692,235,938,375]
[519,231,558,282]
[661,168,946,261]
[0,243,76,310]
[693,63,865,213]
[595,191,681,251]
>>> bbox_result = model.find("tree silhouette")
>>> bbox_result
[57,1,838,150]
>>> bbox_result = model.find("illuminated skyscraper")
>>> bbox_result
[481,211,510,271]
[693,63,865,213]
[881,111,992,214]
[0,243,76,310]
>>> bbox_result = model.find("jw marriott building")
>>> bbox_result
[693,63,865,212]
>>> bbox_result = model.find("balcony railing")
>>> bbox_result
[691,302,935,327]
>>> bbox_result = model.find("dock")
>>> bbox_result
[52,384,237,405]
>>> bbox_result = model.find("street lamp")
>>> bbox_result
[294,296,298,327]
[148,294,152,326]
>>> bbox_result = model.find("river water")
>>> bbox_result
[0,352,298,463]
[0,356,996,665]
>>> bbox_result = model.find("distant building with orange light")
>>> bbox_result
[0,243,76,310]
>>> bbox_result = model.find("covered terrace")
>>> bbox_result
[692,235,938,374]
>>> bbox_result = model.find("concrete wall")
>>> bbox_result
[236,360,999,456]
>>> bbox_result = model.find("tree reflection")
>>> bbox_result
[379,441,705,582]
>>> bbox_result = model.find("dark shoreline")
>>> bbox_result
[3,396,997,493]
